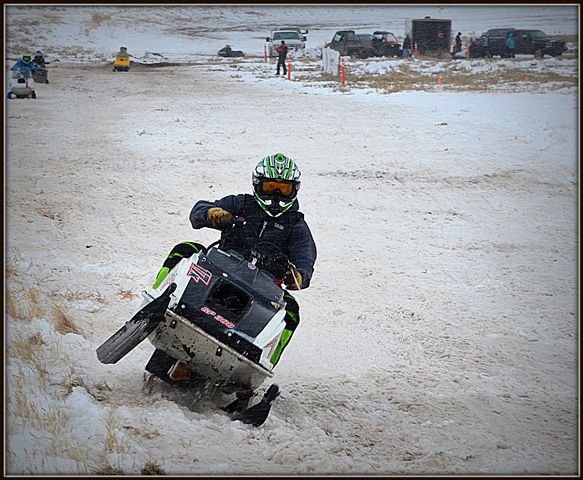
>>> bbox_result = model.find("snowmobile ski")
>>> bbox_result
[232,384,280,427]
[223,390,254,414]
[96,283,176,364]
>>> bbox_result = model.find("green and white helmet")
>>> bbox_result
[252,153,301,217]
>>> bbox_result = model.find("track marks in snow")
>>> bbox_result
[321,168,575,196]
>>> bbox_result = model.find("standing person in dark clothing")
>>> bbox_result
[275,40,288,75]
[153,153,317,367]
[454,32,462,53]
[436,31,445,57]
[402,34,411,58]
[479,33,490,57]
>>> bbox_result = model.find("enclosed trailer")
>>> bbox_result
[405,16,452,54]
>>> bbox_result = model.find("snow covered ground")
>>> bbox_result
[4,5,579,476]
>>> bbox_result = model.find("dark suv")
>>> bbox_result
[327,30,373,58]
[485,27,567,58]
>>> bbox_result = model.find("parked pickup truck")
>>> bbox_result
[326,30,402,58]
[326,30,373,58]
[484,27,568,58]
[266,26,308,57]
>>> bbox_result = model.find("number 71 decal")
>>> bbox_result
[187,263,213,286]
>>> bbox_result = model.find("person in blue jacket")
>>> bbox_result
[12,51,37,74]
[506,32,516,58]
[153,153,317,366]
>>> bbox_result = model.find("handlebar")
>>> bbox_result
[208,215,300,288]
[230,215,247,230]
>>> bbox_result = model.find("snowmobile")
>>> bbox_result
[32,66,49,84]
[113,56,130,72]
[32,53,49,84]
[97,217,297,426]
[218,45,245,58]
[7,67,36,99]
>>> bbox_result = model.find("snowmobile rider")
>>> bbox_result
[33,51,46,67]
[153,153,317,366]
[12,51,37,74]
[116,46,130,58]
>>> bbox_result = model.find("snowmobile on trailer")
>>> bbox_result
[96,218,296,426]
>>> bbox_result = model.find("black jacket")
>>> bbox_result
[190,194,317,288]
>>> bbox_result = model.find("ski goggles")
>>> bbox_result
[259,180,296,198]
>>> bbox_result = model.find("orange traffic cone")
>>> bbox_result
[437,77,443,85]
[524,75,529,82]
